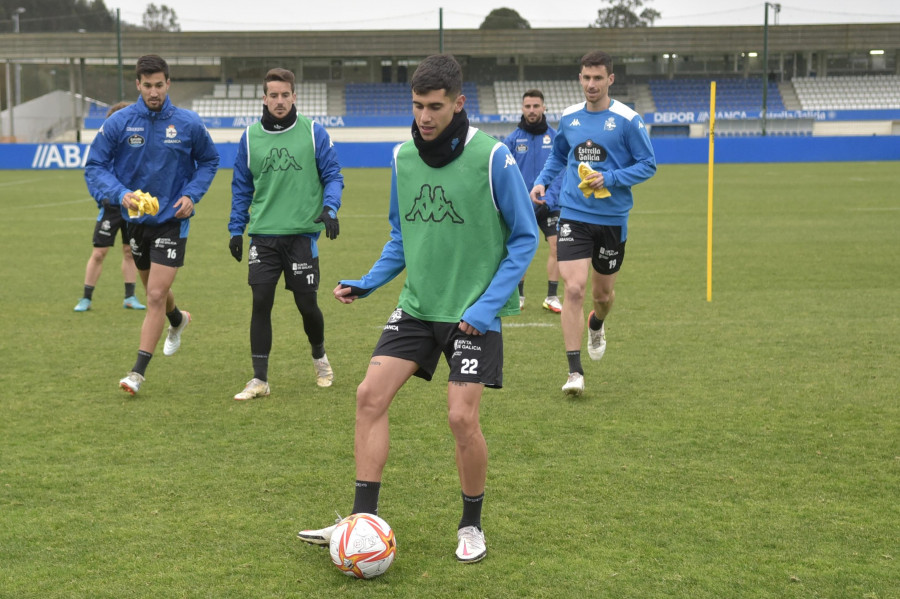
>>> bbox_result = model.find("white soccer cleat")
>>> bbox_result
[234,378,270,401]
[163,310,191,356]
[519,296,525,310]
[562,372,584,396]
[455,525,487,563]
[313,354,334,388]
[587,311,606,361]
[297,517,341,546]
[119,371,144,395]
[542,296,562,313]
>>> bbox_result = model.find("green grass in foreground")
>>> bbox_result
[0,163,897,598]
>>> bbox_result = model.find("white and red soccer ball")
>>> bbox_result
[329,513,397,579]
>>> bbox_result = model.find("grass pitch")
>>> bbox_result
[0,163,897,598]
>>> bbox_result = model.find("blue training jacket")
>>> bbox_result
[84,95,220,227]
[501,125,562,212]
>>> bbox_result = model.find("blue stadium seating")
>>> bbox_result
[649,78,785,113]
[345,82,479,116]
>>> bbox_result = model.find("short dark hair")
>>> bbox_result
[264,67,295,94]
[411,54,462,98]
[522,89,544,102]
[136,55,169,80]
[580,51,614,74]
[106,101,131,117]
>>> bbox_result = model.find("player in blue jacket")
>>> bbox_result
[84,54,220,396]
[531,51,656,396]
[502,89,564,313]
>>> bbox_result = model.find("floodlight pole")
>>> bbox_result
[762,2,780,136]
[5,60,13,139]
[13,8,25,108]
[117,9,124,102]
[439,8,444,53]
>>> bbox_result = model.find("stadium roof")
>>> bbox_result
[1,23,899,61]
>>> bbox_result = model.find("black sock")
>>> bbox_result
[251,353,268,382]
[311,343,325,360]
[566,350,583,375]
[517,280,524,296]
[166,307,183,327]
[83,285,95,301]
[125,282,136,298]
[547,281,558,297]
[589,312,604,331]
[459,492,484,530]
[352,480,381,515]
[132,350,152,376]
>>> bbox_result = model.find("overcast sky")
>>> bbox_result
[106,0,900,31]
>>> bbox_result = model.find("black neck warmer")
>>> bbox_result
[412,109,469,168]
[520,114,549,135]
[261,104,297,131]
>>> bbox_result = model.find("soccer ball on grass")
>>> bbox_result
[329,513,396,579]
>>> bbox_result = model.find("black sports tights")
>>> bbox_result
[250,284,324,358]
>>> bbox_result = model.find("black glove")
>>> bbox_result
[315,207,339,240]
[340,283,370,297]
[229,235,243,262]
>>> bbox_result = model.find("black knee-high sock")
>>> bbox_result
[459,492,484,530]
[352,480,381,515]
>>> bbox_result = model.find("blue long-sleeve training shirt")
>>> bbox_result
[535,99,656,241]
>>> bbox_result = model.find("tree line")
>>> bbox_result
[1,1,179,33]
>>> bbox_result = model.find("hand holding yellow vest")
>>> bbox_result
[577,162,611,199]
[127,190,159,218]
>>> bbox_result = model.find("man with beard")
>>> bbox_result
[503,89,563,314]
[85,54,219,396]
[228,67,344,399]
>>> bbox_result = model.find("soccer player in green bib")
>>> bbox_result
[297,54,539,563]
[228,68,344,400]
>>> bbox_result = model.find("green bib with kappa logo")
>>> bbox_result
[394,129,517,322]
[246,117,324,235]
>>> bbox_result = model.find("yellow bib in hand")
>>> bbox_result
[127,190,159,218]
[577,162,611,199]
